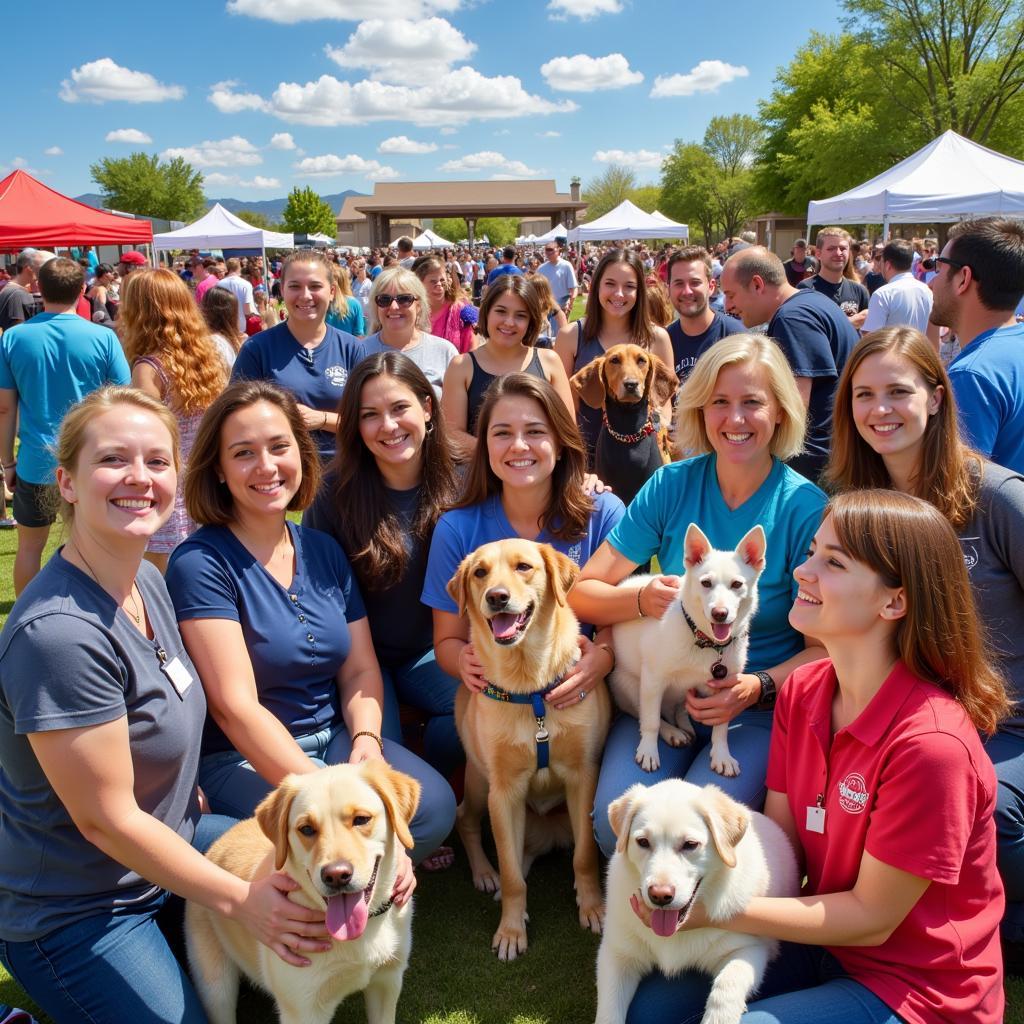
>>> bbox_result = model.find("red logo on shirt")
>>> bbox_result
[837,772,869,814]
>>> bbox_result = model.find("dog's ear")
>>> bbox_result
[700,785,750,870]
[608,785,645,854]
[683,523,712,569]
[571,356,607,410]
[255,775,301,870]
[540,543,580,607]
[735,524,767,573]
[361,761,422,851]
[446,552,476,617]
[646,353,678,408]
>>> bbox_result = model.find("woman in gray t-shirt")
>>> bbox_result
[0,386,329,1024]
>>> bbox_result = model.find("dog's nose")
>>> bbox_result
[485,587,510,612]
[320,861,354,890]
[711,607,729,623]
[623,378,640,393]
[647,884,675,906]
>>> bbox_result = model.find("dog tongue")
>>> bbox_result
[325,891,368,941]
[650,908,679,938]
[490,612,520,639]
[711,622,731,643]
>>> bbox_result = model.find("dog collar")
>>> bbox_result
[602,412,654,444]
[681,606,748,680]
[480,674,566,770]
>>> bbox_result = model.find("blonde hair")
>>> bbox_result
[675,334,806,461]
[367,266,431,332]
[329,264,354,319]
[55,386,180,523]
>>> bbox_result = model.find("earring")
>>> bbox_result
[424,419,434,434]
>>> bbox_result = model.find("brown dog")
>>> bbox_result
[571,344,678,504]
[185,762,420,1024]
[448,539,612,961]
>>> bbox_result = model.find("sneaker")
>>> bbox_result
[0,517,15,529]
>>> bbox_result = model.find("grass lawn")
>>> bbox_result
[0,528,1020,1022]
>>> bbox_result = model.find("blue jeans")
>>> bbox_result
[199,721,457,865]
[379,648,463,778]
[626,943,903,1024]
[593,709,774,857]
[985,728,1024,940]
[0,814,235,1024]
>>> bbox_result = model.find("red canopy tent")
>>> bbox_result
[0,169,152,250]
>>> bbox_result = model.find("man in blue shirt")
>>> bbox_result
[485,245,524,290]
[0,257,130,593]
[930,217,1024,474]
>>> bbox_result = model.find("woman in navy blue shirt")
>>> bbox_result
[165,380,455,866]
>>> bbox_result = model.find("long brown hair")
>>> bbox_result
[827,489,1008,734]
[581,249,657,349]
[477,274,544,347]
[454,373,592,541]
[120,269,227,415]
[331,352,458,589]
[825,327,979,530]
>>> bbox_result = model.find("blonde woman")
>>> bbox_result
[325,263,366,337]
[121,268,227,571]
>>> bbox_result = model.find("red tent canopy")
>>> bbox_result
[0,170,152,250]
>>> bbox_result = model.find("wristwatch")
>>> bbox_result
[754,670,777,710]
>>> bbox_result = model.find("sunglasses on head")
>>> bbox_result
[374,293,417,308]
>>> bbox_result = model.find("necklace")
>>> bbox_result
[71,543,142,624]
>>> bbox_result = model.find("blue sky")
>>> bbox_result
[6,0,845,201]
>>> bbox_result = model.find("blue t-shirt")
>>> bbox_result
[486,264,524,286]
[326,296,366,338]
[947,323,1024,474]
[422,489,625,617]
[766,289,858,479]
[0,313,130,484]
[166,522,366,755]
[230,321,364,460]
[605,454,826,671]
[667,311,745,383]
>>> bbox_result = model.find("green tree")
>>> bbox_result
[581,165,637,221]
[659,144,721,246]
[475,217,519,247]
[235,210,281,231]
[628,185,662,213]
[281,186,337,236]
[90,152,205,221]
[432,217,470,242]
[703,114,763,176]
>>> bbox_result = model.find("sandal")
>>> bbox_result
[420,845,455,872]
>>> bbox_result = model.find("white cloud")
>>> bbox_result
[59,58,184,103]
[1,157,43,176]
[594,148,664,169]
[211,68,576,127]
[494,129,511,136]
[547,0,622,19]
[538,130,561,138]
[160,136,262,167]
[326,18,473,84]
[440,127,458,136]
[205,172,282,189]
[650,60,749,98]
[440,151,538,176]
[227,0,462,22]
[540,53,642,92]
[105,128,153,144]
[294,153,400,180]
[269,132,296,150]
[378,135,438,154]
[44,146,63,156]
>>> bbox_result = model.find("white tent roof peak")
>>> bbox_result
[153,202,295,251]
[568,200,688,242]
[807,130,1024,226]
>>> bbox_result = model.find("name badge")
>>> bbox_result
[806,805,826,834]
[162,657,194,698]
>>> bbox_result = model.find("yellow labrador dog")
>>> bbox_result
[449,538,612,961]
[185,762,420,1024]
[596,780,799,1024]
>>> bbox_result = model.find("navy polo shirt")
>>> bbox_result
[231,321,365,460]
[166,522,366,755]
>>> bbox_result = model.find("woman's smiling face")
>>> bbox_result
[486,395,558,491]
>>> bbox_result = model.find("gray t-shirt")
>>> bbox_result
[0,554,206,941]
[359,331,457,401]
[0,284,40,331]
[960,461,1024,733]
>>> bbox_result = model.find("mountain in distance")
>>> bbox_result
[73,190,367,221]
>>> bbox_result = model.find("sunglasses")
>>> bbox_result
[374,293,417,308]
[935,255,970,272]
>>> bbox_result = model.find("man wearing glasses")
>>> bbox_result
[536,240,577,319]
[930,217,1024,474]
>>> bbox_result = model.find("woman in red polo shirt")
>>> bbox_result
[624,489,1008,1024]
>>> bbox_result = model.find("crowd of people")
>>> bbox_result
[0,215,1021,1023]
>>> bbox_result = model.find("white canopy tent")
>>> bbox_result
[534,223,567,244]
[514,233,538,245]
[152,203,295,252]
[807,131,1024,238]
[568,200,688,242]
[391,228,455,250]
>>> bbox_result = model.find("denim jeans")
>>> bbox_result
[593,709,774,857]
[199,721,457,865]
[379,647,463,778]
[0,815,235,1024]
[625,943,904,1024]
[985,728,1024,940]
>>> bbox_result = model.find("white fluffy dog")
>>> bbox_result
[609,524,766,776]
[595,780,799,1024]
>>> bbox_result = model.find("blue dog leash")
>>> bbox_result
[480,675,566,769]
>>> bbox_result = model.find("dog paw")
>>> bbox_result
[492,921,528,961]
[578,900,604,934]
[635,738,661,772]
[710,752,741,777]
[659,723,695,748]
[473,866,501,894]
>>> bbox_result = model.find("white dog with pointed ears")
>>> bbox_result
[609,523,767,775]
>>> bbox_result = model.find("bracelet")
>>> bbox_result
[637,583,647,618]
[322,410,329,429]
[595,642,615,672]
[1,462,14,470]
[352,730,385,754]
